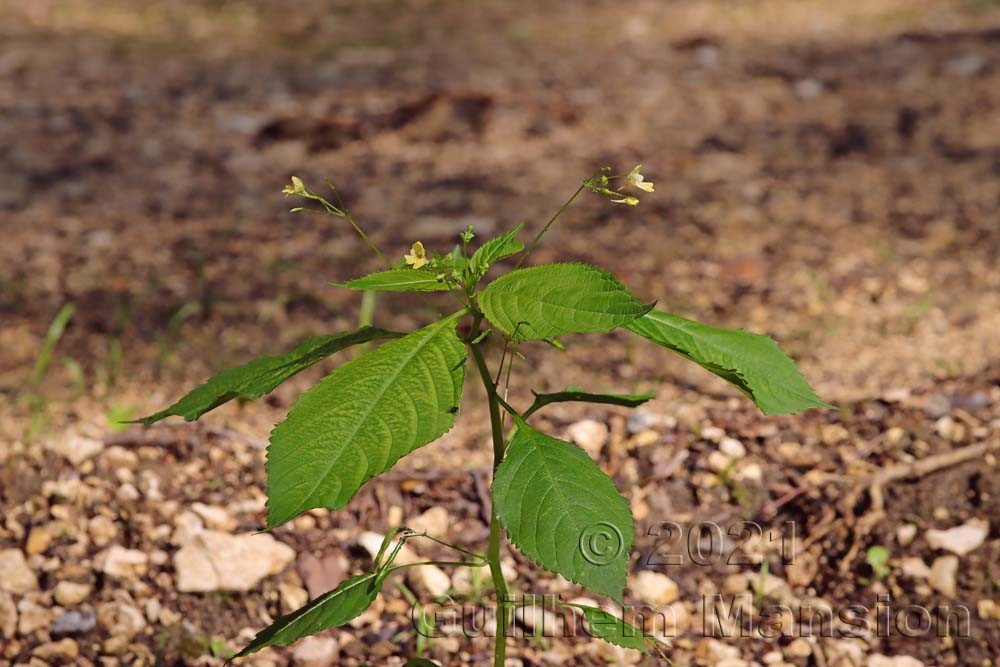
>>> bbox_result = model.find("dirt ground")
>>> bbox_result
[1,1,999,665]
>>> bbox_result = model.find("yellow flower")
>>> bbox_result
[283,176,307,196]
[625,165,654,193]
[611,196,639,206]
[404,241,428,269]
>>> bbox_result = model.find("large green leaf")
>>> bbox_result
[266,315,467,527]
[524,389,655,418]
[566,604,659,653]
[493,420,634,602]
[470,223,524,271]
[137,327,399,424]
[478,263,652,341]
[625,310,830,415]
[335,269,450,292]
[231,572,382,659]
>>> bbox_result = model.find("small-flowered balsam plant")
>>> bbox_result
[139,166,830,665]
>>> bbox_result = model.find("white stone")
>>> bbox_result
[97,546,149,581]
[171,510,205,546]
[701,426,726,442]
[925,519,989,556]
[0,549,38,593]
[408,564,451,598]
[53,581,91,607]
[191,503,238,532]
[408,506,451,537]
[46,433,103,465]
[784,637,812,658]
[632,570,680,607]
[17,597,51,635]
[97,600,146,639]
[867,655,924,667]
[899,558,931,579]
[174,531,295,592]
[707,450,733,473]
[292,636,338,666]
[88,515,119,547]
[896,523,917,546]
[719,438,746,459]
[279,582,309,614]
[928,555,958,598]
[566,419,608,459]
[0,592,16,638]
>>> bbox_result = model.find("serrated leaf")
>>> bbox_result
[493,420,634,602]
[231,572,382,659]
[470,223,524,270]
[137,327,399,424]
[266,315,467,527]
[569,604,660,653]
[479,263,652,341]
[625,310,831,415]
[335,269,451,292]
[524,389,655,418]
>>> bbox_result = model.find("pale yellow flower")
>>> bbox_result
[283,176,307,196]
[404,241,428,269]
[625,165,654,193]
[611,196,639,206]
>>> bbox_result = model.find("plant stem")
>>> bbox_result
[469,327,510,667]
[516,183,586,269]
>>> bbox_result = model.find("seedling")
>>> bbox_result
[139,167,829,664]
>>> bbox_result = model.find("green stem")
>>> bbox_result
[516,183,586,269]
[469,324,510,667]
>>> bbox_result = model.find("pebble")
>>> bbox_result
[46,433,103,465]
[899,558,931,579]
[922,394,952,419]
[0,549,39,593]
[566,419,608,459]
[784,637,813,658]
[279,582,309,614]
[17,597,51,635]
[896,523,917,546]
[719,437,746,459]
[25,527,54,556]
[821,424,850,445]
[928,555,958,598]
[174,530,295,592]
[632,570,680,607]
[707,450,734,473]
[977,599,1000,620]
[97,600,147,639]
[925,519,989,556]
[867,656,925,667]
[32,638,78,661]
[87,515,119,547]
[407,564,451,598]
[53,581,91,607]
[96,546,149,581]
[190,502,238,532]
[292,636,338,666]
[934,416,966,442]
[701,425,726,442]
[408,506,451,537]
[51,609,96,636]
[0,592,16,638]
[171,510,205,546]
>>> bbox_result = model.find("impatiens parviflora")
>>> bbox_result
[624,165,654,193]
[404,241,429,269]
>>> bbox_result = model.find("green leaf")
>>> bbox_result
[493,419,634,602]
[266,315,467,527]
[470,223,524,270]
[478,263,652,341]
[335,269,450,292]
[625,310,830,415]
[524,389,655,418]
[566,604,659,653]
[137,327,400,424]
[231,572,382,659]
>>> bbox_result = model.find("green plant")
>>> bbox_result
[26,303,75,440]
[139,167,829,664]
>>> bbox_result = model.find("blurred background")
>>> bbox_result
[2,1,999,666]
